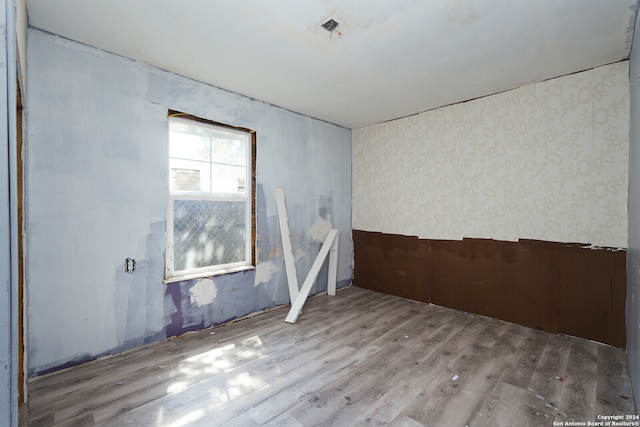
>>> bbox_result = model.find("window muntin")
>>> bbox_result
[166,115,253,280]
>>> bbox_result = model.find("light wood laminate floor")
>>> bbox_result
[28,286,636,426]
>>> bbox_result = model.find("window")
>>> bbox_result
[165,111,255,280]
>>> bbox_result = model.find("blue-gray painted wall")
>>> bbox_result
[2,0,19,424]
[627,9,640,412]
[1,0,13,421]
[25,28,353,376]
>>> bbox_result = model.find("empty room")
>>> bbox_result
[2,0,640,426]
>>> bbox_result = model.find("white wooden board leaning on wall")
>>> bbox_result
[275,188,339,324]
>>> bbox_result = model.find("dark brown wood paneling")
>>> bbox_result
[431,239,469,312]
[515,239,560,333]
[352,230,385,294]
[381,233,430,302]
[352,230,627,348]
[466,238,519,324]
[608,251,627,347]
[352,230,430,302]
[558,244,599,343]
[558,244,626,348]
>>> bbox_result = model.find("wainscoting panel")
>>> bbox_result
[353,230,626,347]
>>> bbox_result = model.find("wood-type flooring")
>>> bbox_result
[27,286,637,426]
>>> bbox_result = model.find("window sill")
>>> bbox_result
[163,265,255,284]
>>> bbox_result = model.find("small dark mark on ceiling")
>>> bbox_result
[321,19,339,32]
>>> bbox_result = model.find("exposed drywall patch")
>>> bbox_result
[189,278,217,306]
[293,247,306,261]
[164,280,210,338]
[308,195,334,243]
[254,260,278,286]
[180,281,213,329]
[164,269,281,339]
[308,216,332,243]
[165,279,220,336]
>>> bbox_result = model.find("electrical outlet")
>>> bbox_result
[125,258,135,273]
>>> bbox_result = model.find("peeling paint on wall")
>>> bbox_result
[308,194,334,243]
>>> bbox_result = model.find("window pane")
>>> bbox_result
[169,124,211,162]
[212,135,247,166]
[173,200,246,271]
[211,164,247,195]
[170,158,211,193]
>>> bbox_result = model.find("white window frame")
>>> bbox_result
[165,114,254,282]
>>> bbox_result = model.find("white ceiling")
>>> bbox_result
[26,0,639,129]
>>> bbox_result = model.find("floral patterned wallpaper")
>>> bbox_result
[353,62,629,248]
